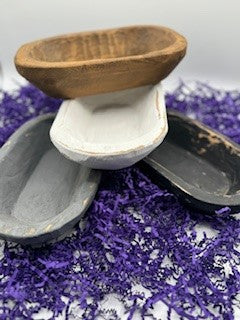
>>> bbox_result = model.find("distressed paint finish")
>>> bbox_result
[50,83,168,169]
[0,114,101,244]
[142,110,240,212]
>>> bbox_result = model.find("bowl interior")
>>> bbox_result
[0,119,81,225]
[64,86,160,145]
[31,26,175,63]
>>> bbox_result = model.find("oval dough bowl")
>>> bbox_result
[15,25,187,98]
[50,82,168,170]
[141,110,240,213]
[0,114,101,245]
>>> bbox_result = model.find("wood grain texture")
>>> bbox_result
[15,25,187,98]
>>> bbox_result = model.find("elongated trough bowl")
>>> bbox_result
[0,114,101,245]
[50,82,168,170]
[15,25,187,98]
[141,110,240,213]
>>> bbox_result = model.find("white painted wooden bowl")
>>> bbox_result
[50,82,168,170]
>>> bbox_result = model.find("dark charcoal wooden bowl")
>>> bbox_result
[140,110,240,213]
[15,25,187,98]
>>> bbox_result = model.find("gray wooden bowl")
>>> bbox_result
[0,114,101,245]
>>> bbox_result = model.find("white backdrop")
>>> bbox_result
[0,0,240,90]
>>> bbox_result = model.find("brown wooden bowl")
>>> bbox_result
[15,25,187,98]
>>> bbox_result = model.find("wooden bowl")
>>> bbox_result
[15,25,187,98]
[0,114,101,244]
[141,110,240,213]
[50,82,168,169]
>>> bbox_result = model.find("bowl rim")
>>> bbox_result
[14,25,187,69]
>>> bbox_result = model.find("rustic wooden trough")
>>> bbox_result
[0,114,101,244]
[15,25,187,98]
[141,110,240,212]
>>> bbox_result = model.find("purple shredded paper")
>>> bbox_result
[0,82,240,319]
